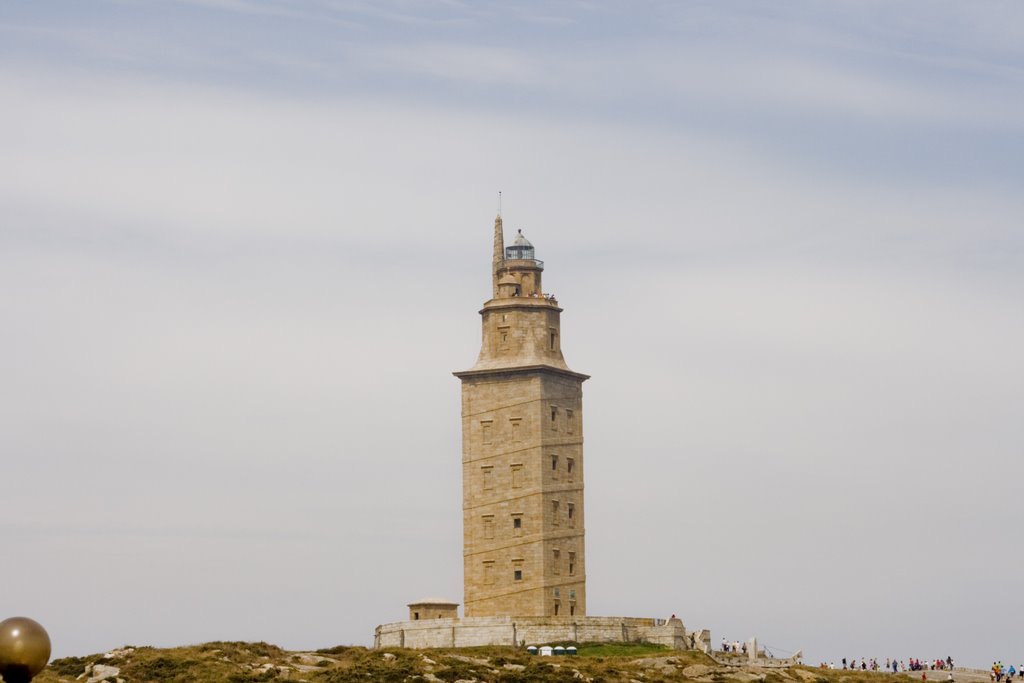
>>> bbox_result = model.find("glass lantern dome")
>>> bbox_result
[504,229,535,261]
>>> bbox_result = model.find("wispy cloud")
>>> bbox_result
[356,42,550,85]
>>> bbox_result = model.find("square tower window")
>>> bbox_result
[512,514,523,536]
[513,560,523,582]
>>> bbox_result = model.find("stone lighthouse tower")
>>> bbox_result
[454,215,589,618]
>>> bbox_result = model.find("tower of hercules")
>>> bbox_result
[454,216,589,619]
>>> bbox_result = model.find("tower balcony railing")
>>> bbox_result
[501,258,544,269]
[509,291,558,303]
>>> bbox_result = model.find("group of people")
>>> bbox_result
[991,662,1022,682]
[908,658,956,671]
[812,657,1024,682]
[720,639,749,655]
[818,656,957,673]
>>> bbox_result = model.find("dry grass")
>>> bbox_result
[35,642,925,683]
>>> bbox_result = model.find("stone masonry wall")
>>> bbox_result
[460,368,586,618]
[374,616,686,650]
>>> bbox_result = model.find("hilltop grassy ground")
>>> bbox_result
[30,642,966,683]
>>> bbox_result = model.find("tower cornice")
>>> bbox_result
[453,364,590,382]
[478,299,563,315]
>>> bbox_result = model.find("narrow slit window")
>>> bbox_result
[553,549,560,574]
[566,457,575,481]
[552,500,560,526]
[567,502,575,527]
[568,552,576,575]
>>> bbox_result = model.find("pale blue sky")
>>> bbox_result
[1,0,1022,668]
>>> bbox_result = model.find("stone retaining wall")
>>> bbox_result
[373,615,688,650]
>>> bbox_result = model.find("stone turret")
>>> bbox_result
[492,214,504,299]
[470,225,570,374]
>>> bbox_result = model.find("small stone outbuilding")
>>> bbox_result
[408,598,459,621]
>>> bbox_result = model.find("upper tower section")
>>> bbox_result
[466,215,582,376]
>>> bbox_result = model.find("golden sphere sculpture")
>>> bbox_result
[0,617,51,683]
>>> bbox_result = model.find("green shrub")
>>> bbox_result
[123,655,201,681]
[47,656,95,677]
[226,669,279,683]
[315,645,357,655]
